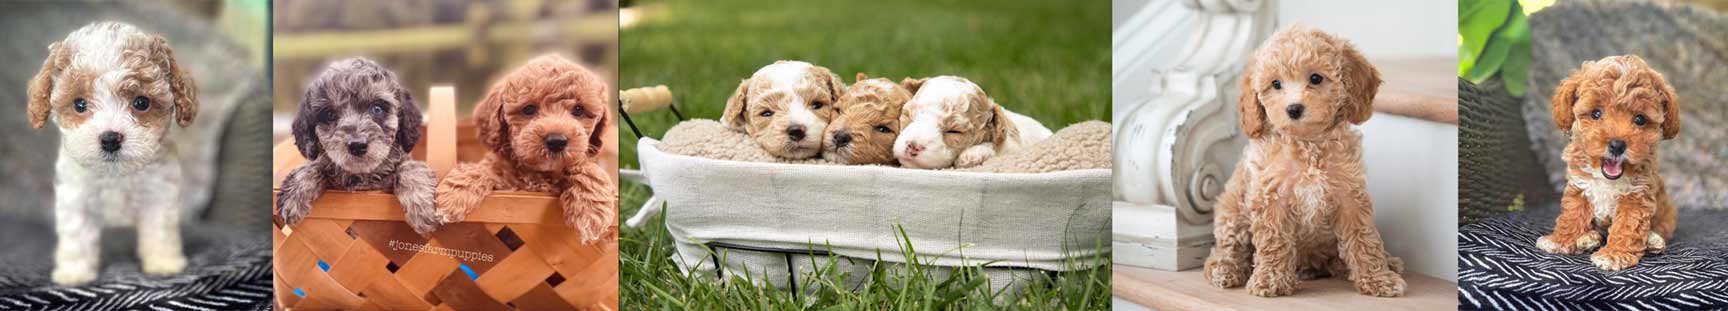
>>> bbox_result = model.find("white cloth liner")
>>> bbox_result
[637,138,1110,292]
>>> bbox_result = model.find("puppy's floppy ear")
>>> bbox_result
[292,88,322,159]
[856,72,869,83]
[901,77,925,93]
[1658,80,1681,140]
[984,98,1019,150]
[1549,73,1581,133]
[815,65,845,102]
[27,42,68,129]
[1336,37,1380,125]
[1236,59,1267,139]
[151,35,198,127]
[721,79,750,129]
[396,87,423,152]
[589,108,609,157]
[474,82,511,157]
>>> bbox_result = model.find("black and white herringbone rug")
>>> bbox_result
[0,217,272,311]
[1459,204,1728,310]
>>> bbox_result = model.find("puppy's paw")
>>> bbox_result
[1386,256,1406,274]
[1203,259,1248,288]
[1536,233,1592,255]
[1590,250,1642,271]
[276,197,312,226]
[565,211,611,245]
[1646,232,1667,254]
[956,146,995,168]
[1245,270,1296,297]
[1576,231,1603,250]
[405,211,441,236]
[52,266,96,285]
[142,254,187,276]
[1353,271,1406,297]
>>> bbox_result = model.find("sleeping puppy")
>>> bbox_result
[822,72,910,165]
[276,58,439,235]
[721,60,846,159]
[28,21,197,285]
[893,76,1052,169]
[1536,55,1679,271]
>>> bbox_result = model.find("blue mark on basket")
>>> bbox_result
[294,288,306,297]
[317,260,330,272]
[459,263,478,280]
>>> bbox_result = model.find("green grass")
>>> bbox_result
[618,0,1110,309]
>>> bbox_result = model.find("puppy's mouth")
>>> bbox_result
[1601,155,1627,180]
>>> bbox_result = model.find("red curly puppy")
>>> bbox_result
[1536,55,1679,271]
[1202,24,1405,298]
[434,54,616,244]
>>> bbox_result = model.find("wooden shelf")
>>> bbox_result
[1113,264,1456,310]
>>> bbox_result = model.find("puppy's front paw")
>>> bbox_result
[1245,270,1296,297]
[1536,232,1597,255]
[1203,259,1248,288]
[276,197,312,226]
[1646,232,1667,254]
[1353,271,1406,297]
[1591,250,1642,271]
[142,254,187,275]
[52,266,96,285]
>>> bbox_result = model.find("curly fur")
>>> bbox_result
[720,60,845,159]
[28,22,197,285]
[434,54,616,244]
[1202,24,1405,297]
[275,57,439,235]
[892,76,1051,169]
[1535,55,1679,271]
[822,73,910,165]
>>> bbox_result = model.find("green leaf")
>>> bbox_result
[1498,5,1531,96]
[1465,33,1510,83]
[1460,44,1477,76]
[1459,0,1512,65]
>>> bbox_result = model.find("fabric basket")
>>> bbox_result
[271,87,617,310]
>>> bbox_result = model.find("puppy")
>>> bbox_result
[1201,25,1405,297]
[27,22,196,285]
[892,76,1051,169]
[1535,55,1679,271]
[434,54,616,244]
[822,73,910,165]
[721,60,846,159]
[276,58,439,235]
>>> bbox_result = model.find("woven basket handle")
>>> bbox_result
[426,86,458,178]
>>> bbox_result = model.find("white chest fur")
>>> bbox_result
[1571,175,1642,226]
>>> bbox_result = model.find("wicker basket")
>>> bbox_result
[272,86,618,310]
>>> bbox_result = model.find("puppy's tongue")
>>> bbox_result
[1602,157,1624,179]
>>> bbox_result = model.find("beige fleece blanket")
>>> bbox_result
[657,119,1111,172]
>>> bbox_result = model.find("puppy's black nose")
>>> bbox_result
[1286,103,1305,120]
[346,140,368,156]
[545,134,569,152]
[1608,139,1626,155]
[833,131,852,147]
[99,131,123,152]
[787,125,807,141]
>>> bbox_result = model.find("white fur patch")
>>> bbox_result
[1294,181,1326,224]
[1570,172,1643,225]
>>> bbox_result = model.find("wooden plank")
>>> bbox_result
[1113,264,1456,310]
[269,190,563,224]
[360,274,437,311]
[1371,57,1459,124]
[474,244,555,302]
[273,16,617,59]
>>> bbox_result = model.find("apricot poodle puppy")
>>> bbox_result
[1535,55,1679,272]
[1202,25,1405,297]
[434,55,617,244]
[822,72,910,165]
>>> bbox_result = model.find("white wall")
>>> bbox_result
[1277,0,1457,58]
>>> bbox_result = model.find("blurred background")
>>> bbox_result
[270,0,619,144]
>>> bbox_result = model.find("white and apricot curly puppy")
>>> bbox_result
[720,60,846,159]
[892,76,1051,169]
[27,22,197,285]
[822,72,911,165]
[1202,25,1405,297]
[1536,55,1679,272]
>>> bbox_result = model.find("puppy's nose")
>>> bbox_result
[346,140,368,156]
[1609,139,1627,156]
[1286,103,1305,120]
[99,131,123,152]
[906,143,924,157]
[787,125,807,141]
[832,131,853,147]
[545,134,569,152]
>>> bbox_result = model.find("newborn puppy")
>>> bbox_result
[1536,55,1679,272]
[892,76,1051,169]
[1202,25,1405,297]
[435,54,616,244]
[276,58,439,235]
[720,60,846,159]
[27,21,196,285]
[822,73,910,165]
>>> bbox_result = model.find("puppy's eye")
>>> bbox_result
[571,105,587,117]
[759,110,775,117]
[1590,109,1602,120]
[318,109,337,124]
[73,98,88,113]
[1271,80,1282,90]
[370,102,388,115]
[874,125,893,134]
[521,104,538,116]
[131,96,150,111]
[1633,115,1648,126]
[810,101,825,110]
[945,129,963,135]
[1309,74,1324,85]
